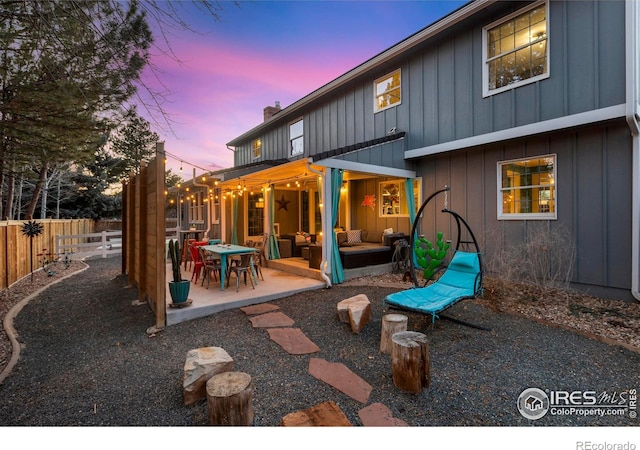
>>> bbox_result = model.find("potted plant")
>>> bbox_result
[168,239,190,304]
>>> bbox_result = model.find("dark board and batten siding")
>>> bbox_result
[233,1,626,167]
[404,0,626,151]
[414,120,632,298]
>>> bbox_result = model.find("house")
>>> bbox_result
[199,0,640,300]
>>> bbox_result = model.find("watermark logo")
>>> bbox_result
[517,387,550,420]
[518,388,637,420]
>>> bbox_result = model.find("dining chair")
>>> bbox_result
[249,244,264,281]
[255,233,269,267]
[189,244,204,283]
[199,247,222,289]
[225,253,255,292]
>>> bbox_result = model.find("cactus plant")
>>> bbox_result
[168,239,182,282]
[168,239,190,303]
[414,231,450,281]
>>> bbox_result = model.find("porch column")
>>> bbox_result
[321,171,332,276]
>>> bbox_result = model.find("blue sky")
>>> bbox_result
[138,1,468,175]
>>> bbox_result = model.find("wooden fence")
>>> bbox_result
[123,143,167,330]
[56,230,123,259]
[0,219,94,290]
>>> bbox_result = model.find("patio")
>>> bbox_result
[166,258,326,325]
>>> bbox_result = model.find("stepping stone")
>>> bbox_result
[249,311,294,328]
[358,402,409,426]
[240,303,279,315]
[308,357,372,404]
[281,401,351,426]
[267,328,320,355]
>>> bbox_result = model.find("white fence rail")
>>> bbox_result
[56,227,180,259]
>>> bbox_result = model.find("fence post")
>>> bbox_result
[102,230,107,259]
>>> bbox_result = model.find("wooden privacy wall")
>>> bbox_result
[0,219,94,289]
[123,144,166,330]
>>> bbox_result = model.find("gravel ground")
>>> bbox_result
[0,255,639,428]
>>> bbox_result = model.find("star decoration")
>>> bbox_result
[361,194,376,210]
[276,195,291,211]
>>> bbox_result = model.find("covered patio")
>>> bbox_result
[215,156,418,287]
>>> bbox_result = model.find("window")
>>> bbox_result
[379,178,421,218]
[247,192,265,236]
[252,138,262,159]
[189,191,204,223]
[498,155,556,220]
[289,119,303,157]
[484,1,548,96]
[374,69,401,113]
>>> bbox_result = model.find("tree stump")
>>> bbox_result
[391,331,430,393]
[206,371,254,426]
[380,314,408,354]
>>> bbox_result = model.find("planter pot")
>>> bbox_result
[169,280,190,304]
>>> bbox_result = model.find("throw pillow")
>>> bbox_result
[347,229,362,244]
[336,231,348,246]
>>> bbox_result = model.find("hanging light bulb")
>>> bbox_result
[179,162,183,173]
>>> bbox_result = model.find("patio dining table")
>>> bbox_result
[202,244,258,291]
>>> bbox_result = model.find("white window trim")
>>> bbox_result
[373,69,402,114]
[497,154,557,220]
[377,178,421,218]
[482,0,550,98]
[252,138,262,160]
[289,117,304,158]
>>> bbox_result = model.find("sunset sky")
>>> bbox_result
[138,0,468,177]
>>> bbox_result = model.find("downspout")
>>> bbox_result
[626,0,640,301]
[192,169,212,238]
[307,160,331,288]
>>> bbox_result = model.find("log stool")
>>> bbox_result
[391,331,430,393]
[206,371,254,426]
[380,314,408,354]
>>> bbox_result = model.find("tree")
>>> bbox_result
[0,0,236,219]
[109,106,159,177]
[0,0,153,218]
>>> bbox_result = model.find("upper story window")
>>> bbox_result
[290,118,304,157]
[374,69,401,113]
[252,138,262,159]
[498,155,556,220]
[483,1,549,97]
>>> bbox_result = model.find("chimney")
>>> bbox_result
[263,101,281,122]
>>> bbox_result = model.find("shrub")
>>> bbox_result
[486,222,575,292]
